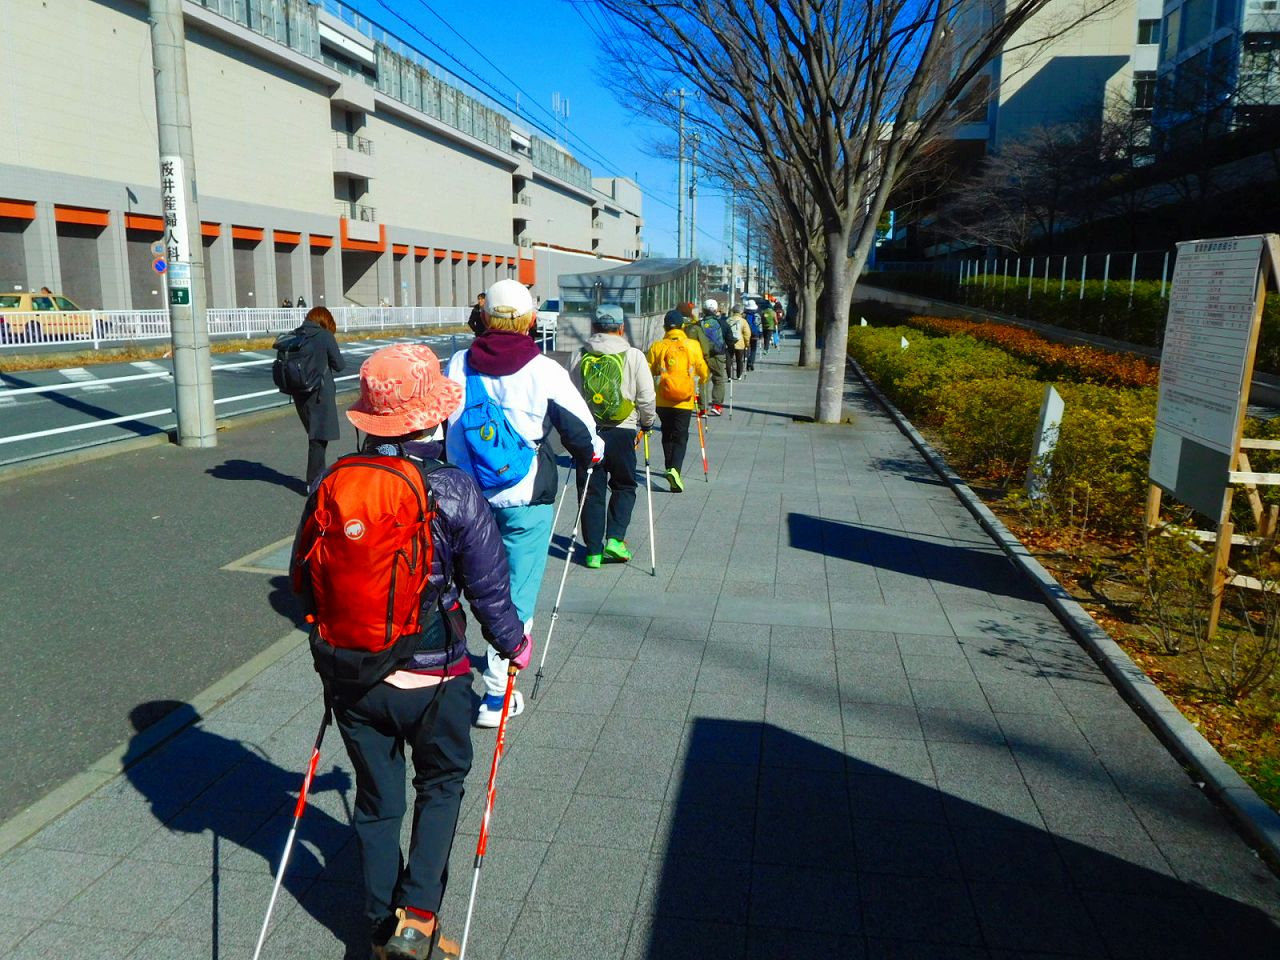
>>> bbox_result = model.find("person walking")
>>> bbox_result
[647,309,708,493]
[760,303,777,354]
[290,306,345,488]
[445,279,602,728]
[696,298,731,415]
[744,300,762,371]
[570,304,656,568]
[677,302,716,416]
[293,342,530,960]
[295,294,307,308]
[466,292,486,335]
[727,307,750,381]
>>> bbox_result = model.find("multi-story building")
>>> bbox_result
[0,0,642,311]
[1153,0,1280,150]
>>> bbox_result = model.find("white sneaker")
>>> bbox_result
[475,689,524,728]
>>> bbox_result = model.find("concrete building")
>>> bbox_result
[0,0,642,310]
[1153,0,1280,149]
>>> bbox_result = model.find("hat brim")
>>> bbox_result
[346,377,463,436]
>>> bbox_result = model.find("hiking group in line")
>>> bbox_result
[277,279,784,959]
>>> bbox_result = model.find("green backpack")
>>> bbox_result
[580,352,634,423]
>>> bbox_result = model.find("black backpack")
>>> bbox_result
[272,329,323,395]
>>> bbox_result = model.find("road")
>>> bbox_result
[0,331,473,466]
[0,332,471,824]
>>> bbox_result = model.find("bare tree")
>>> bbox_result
[588,0,1118,421]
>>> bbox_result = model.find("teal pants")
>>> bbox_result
[479,503,553,697]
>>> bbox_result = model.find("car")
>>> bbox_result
[534,297,559,350]
[0,291,101,343]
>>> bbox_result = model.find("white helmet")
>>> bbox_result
[703,298,718,312]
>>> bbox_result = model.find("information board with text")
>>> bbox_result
[1149,235,1272,517]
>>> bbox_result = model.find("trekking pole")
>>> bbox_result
[251,707,333,960]
[531,466,593,699]
[549,462,574,539]
[643,430,656,576]
[458,664,518,960]
[696,411,710,482]
[728,374,734,420]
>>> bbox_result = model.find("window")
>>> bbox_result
[1134,71,1157,108]
[31,296,53,311]
[54,297,78,310]
[1216,0,1239,29]
[1138,18,1161,44]
[0,296,20,309]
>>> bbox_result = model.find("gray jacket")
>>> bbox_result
[571,332,657,431]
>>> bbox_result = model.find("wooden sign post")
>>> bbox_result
[1146,234,1280,637]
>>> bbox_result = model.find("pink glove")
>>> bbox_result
[510,634,533,671]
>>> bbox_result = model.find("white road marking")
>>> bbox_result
[131,361,172,379]
[60,367,112,393]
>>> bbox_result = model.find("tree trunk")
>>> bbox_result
[814,242,857,423]
[798,279,819,368]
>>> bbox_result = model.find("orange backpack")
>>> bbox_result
[657,340,695,404]
[292,454,443,703]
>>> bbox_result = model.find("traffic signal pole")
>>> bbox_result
[149,0,216,447]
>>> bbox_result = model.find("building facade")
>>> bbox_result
[0,0,642,311]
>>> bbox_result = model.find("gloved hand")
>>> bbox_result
[507,634,533,671]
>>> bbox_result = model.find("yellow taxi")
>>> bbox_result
[0,292,100,342]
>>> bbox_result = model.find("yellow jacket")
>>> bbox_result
[647,328,709,410]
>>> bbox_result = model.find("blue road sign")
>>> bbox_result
[153,257,168,274]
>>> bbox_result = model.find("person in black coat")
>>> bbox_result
[292,306,345,487]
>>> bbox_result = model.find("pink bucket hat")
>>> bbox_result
[346,343,463,436]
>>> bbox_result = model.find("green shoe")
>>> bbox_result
[603,538,632,563]
[585,553,603,569]
[667,467,684,492]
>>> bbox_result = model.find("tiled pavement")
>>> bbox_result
[3,334,1280,958]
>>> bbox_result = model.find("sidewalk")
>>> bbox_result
[2,333,1279,958]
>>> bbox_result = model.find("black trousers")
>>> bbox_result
[728,348,746,378]
[335,677,473,929]
[576,426,638,555]
[747,340,759,370]
[656,407,692,474]
[294,395,329,486]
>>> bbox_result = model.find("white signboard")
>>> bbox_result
[1149,235,1272,515]
[159,155,190,264]
[1026,385,1064,501]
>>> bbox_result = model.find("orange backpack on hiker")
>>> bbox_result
[657,340,696,404]
[292,454,443,703]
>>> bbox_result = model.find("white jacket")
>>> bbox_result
[445,350,604,509]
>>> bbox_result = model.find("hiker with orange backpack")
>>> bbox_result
[647,308,709,493]
[291,343,529,960]
[569,303,656,567]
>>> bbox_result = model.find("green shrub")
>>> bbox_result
[934,377,1044,485]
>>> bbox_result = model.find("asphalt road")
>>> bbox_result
[0,332,473,466]
[0,334,471,824]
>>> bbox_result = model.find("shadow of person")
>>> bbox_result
[268,574,310,630]
[206,459,308,496]
[124,701,363,957]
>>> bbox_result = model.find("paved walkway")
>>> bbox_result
[3,334,1280,958]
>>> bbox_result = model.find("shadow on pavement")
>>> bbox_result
[1,370,166,439]
[206,458,308,495]
[124,701,360,958]
[644,719,1280,957]
[268,574,310,630]
[787,512,1038,600]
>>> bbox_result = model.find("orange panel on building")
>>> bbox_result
[393,243,409,256]
[273,230,302,245]
[518,257,536,286]
[53,205,109,227]
[0,199,36,220]
[202,222,221,238]
[310,234,334,248]
[124,213,164,232]
[231,225,265,242]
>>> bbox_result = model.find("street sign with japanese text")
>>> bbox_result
[159,154,190,264]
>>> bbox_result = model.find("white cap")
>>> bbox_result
[703,298,718,312]
[745,299,758,310]
[484,278,534,320]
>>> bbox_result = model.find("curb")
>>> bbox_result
[846,356,1280,872]
[0,628,307,859]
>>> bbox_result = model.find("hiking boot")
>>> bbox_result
[475,689,524,728]
[709,405,723,416]
[667,468,684,492]
[603,538,632,563]
[585,553,603,569]
[383,909,438,960]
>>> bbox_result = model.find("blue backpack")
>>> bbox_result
[698,315,727,354]
[746,312,762,336]
[457,367,536,491]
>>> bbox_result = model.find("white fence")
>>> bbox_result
[0,306,470,351]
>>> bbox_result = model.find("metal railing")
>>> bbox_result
[333,200,378,222]
[334,131,374,155]
[0,306,469,351]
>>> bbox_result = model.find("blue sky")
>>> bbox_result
[343,0,728,259]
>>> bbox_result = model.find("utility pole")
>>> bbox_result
[724,190,736,302]
[744,209,752,293]
[675,89,686,261]
[688,131,698,260]
[149,0,215,447]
